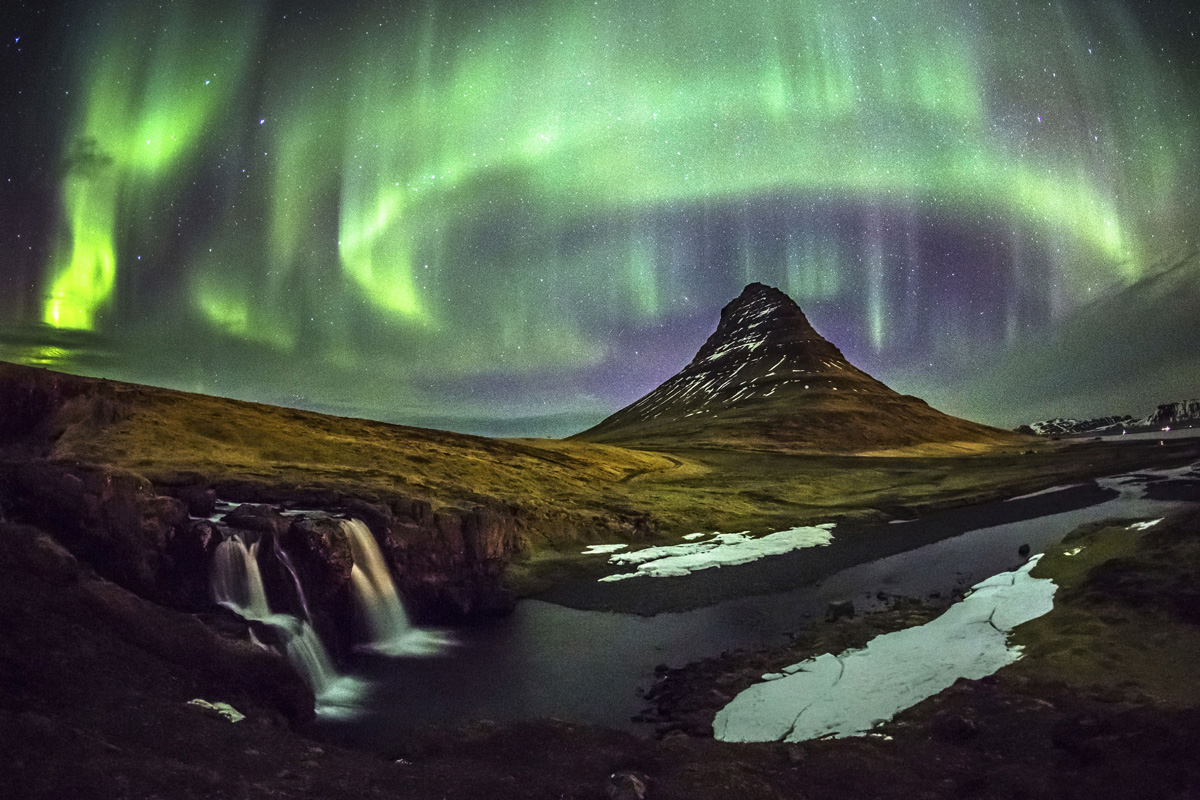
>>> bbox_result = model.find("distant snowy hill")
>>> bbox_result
[1137,400,1200,428]
[1015,416,1134,436]
[1018,399,1200,436]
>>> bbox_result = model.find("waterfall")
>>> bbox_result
[212,536,271,618]
[341,519,452,656]
[210,532,341,700]
[278,617,337,697]
[207,518,448,719]
[273,537,314,623]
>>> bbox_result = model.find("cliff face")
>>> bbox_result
[0,361,542,680]
[0,459,526,637]
[1142,400,1200,427]
[0,360,667,627]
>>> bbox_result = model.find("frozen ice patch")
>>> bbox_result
[599,525,835,582]
[582,544,630,555]
[713,556,1055,743]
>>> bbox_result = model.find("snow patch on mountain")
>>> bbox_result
[1019,399,1200,436]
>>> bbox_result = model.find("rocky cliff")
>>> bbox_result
[1139,400,1200,428]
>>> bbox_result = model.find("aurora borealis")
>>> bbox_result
[2,0,1198,434]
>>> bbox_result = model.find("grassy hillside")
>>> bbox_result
[4,361,1198,550]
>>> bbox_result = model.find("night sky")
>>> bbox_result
[2,0,1198,436]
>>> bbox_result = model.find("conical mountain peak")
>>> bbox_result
[574,283,1013,453]
[690,283,844,369]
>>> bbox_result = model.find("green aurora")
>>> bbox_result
[3,0,1198,432]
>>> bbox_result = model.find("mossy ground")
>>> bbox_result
[11,361,1200,552]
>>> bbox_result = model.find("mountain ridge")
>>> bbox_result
[1018,399,1200,436]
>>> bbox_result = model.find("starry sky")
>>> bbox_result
[2,0,1198,436]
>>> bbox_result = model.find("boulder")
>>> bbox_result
[222,504,289,537]
[606,771,648,800]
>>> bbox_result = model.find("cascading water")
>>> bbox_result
[341,519,452,656]
[273,537,315,623]
[210,532,345,706]
[208,518,449,719]
[212,537,271,618]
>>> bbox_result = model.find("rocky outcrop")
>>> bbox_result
[0,459,207,607]
[0,521,314,723]
[0,362,132,454]
[1138,400,1200,428]
[1,456,528,656]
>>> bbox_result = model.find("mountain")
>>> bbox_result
[1017,400,1200,436]
[574,283,1017,453]
[1139,400,1200,428]
[1015,416,1135,437]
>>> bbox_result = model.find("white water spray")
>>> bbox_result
[341,519,452,656]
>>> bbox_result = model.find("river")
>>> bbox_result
[313,460,1199,750]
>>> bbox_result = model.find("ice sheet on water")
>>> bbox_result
[1004,483,1082,502]
[713,556,1056,743]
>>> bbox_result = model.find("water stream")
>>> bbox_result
[208,519,450,714]
[210,533,341,699]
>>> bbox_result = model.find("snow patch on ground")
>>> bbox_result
[713,556,1056,743]
[1128,518,1163,531]
[598,525,835,582]
[581,544,629,555]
